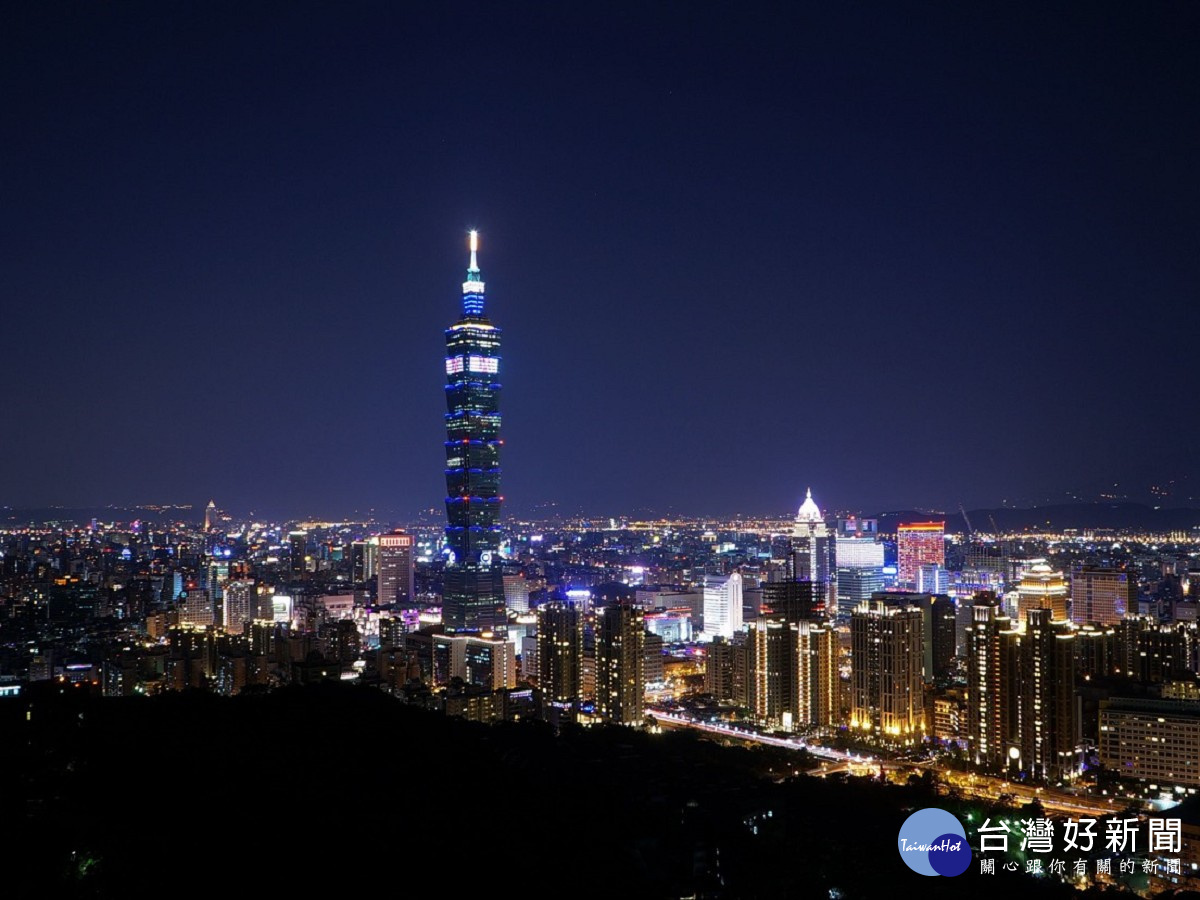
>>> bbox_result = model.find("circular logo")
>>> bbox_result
[897,808,971,877]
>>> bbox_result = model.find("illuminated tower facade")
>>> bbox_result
[1016,561,1069,621]
[1070,565,1136,626]
[849,600,925,743]
[595,601,646,726]
[790,488,836,612]
[377,530,415,605]
[443,232,506,634]
[896,521,945,589]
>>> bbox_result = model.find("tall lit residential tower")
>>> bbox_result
[896,522,945,589]
[850,600,925,742]
[966,593,1019,771]
[537,601,583,705]
[595,601,646,726]
[1019,608,1081,782]
[442,232,506,635]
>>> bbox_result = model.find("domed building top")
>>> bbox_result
[796,488,823,523]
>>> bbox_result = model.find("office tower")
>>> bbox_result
[835,518,885,622]
[644,608,693,643]
[351,539,378,583]
[837,517,878,540]
[1071,565,1136,626]
[1019,608,1081,782]
[179,589,215,627]
[503,573,531,612]
[454,635,517,690]
[760,579,825,623]
[537,601,583,704]
[204,500,218,531]
[791,489,835,611]
[288,531,308,577]
[1099,698,1200,791]
[442,232,506,635]
[222,580,255,633]
[431,633,516,690]
[635,586,703,618]
[896,522,945,589]
[205,554,231,624]
[916,563,948,595]
[849,601,925,742]
[1016,561,1069,621]
[595,602,645,725]
[966,594,1018,770]
[376,530,415,605]
[747,617,837,731]
[703,572,743,639]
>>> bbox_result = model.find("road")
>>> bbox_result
[648,707,1137,816]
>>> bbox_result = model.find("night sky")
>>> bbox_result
[3,2,1198,519]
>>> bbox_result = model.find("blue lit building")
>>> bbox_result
[442,232,506,634]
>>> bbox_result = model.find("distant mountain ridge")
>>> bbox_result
[3,501,1199,533]
[875,503,1200,535]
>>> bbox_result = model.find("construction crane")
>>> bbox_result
[959,503,975,539]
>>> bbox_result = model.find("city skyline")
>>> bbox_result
[3,3,1198,518]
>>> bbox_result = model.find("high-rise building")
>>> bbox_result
[760,579,824,623]
[502,573,531,612]
[965,596,1082,781]
[746,616,837,732]
[966,593,1019,771]
[442,231,506,635]
[896,522,945,590]
[703,572,743,639]
[537,601,583,705]
[791,489,835,611]
[1071,565,1136,626]
[850,600,925,742]
[434,633,516,690]
[916,563,949,595]
[222,580,255,633]
[288,531,308,577]
[835,518,884,623]
[1019,608,1081,782]
[705,635,736,700]
[204,500,218,531]
[377,530,415,605]
[1099,698,1200,791]
[178,589,215,628]
[351,539,378,583]
[595,602,645,725]
[1016,561,1069,621]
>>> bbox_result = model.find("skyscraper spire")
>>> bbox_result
[461,230,486,316]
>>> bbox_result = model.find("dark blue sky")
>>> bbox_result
[3,2,1198,519]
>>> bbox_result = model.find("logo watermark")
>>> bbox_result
[898,807,972,877]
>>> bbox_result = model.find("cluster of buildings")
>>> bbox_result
[3,234,1200,802]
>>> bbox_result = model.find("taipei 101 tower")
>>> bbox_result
[441,231,506,635]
